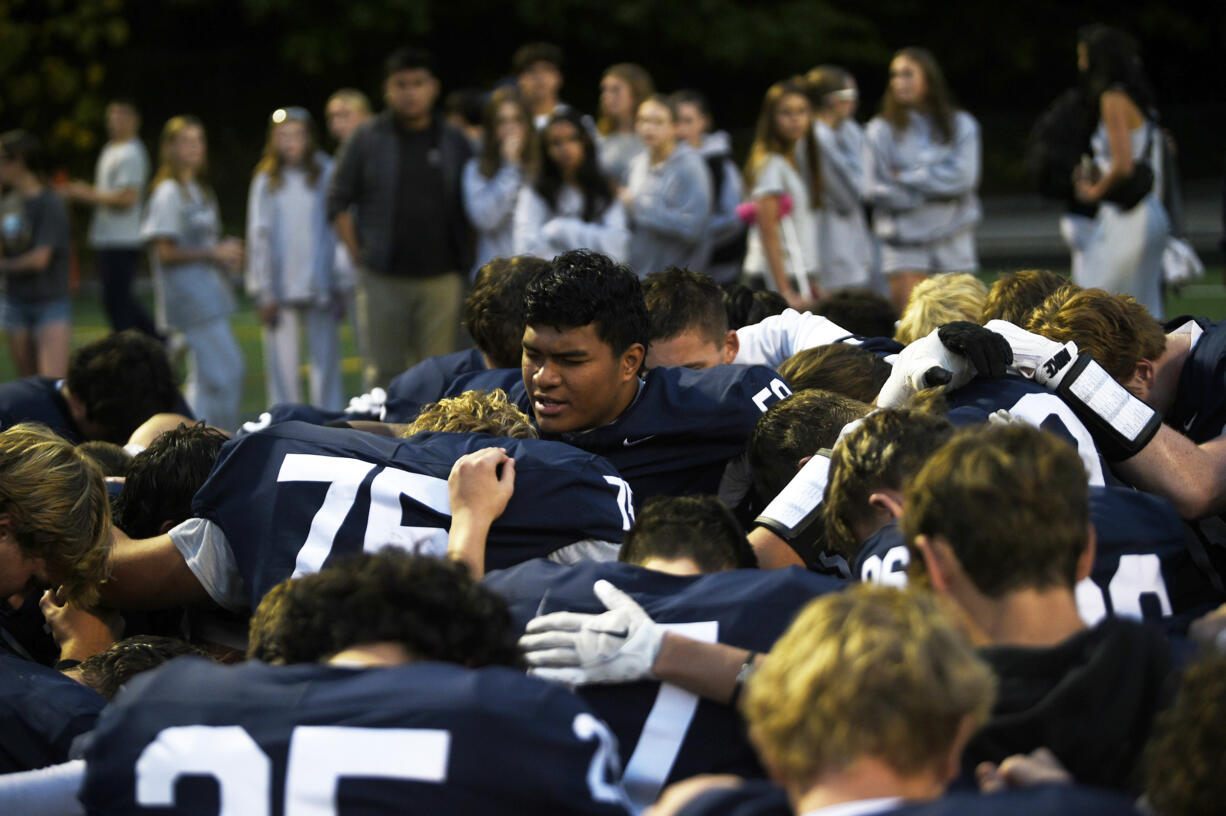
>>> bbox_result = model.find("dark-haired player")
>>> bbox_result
[0,330,184,444]
[102,406,634,616]
[75,551,633,814]
[642,267,738,370]
[525,424,1178,792]
[520,250,792,502]
[453,457,843,810]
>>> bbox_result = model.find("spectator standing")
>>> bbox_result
[806,66,876,292]
[328,47,473,388]
[513,42,571,131]
[597,63,654,187]
[672,90,746,282]
[620,95,712,277]
[141,116,244,432]
[463,87,536,275]
[324,88,372,364]
[513,109,630,263]
[0,131,72,379]
[324,89,372,146]
[741,79,822,310]
[63,99,158,337]
[246,107,343,409]
[1071,25,1169,317]
[866,47,981,314]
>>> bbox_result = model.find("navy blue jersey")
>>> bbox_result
[1161,318,1226,588]
[1080,485,1225,634]
[192,422,633,610]
[838,333,904,357]
[385,348,486,407]
[381,348,489,423]
[946,375,1107,487]
[80,657,631,815]
[853,521,909,588]
[1165,317,1226,443]
[0,376,82,442]
[551,364,791,504]
[675,780,1141,816]
[484,560,844,808]
[235,402,362,437]
[441,367,525,401]
[0,653,105,772]
[853,489,1222,634]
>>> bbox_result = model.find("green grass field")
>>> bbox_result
[4,268,1224,424]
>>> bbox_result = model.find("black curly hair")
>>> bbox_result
[260,550,521,669]
[523,249,649,356]
[114,421,228,538]
[67,330,181,444]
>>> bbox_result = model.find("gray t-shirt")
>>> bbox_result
[88,138,149,248]
[742,153,819,283]
[141,179,235,329]
[1,188,71,302]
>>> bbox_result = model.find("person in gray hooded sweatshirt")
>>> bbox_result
[866,47,981,314]
[620,95,712,278]
[673,89,746,283]
[806,66,877,294]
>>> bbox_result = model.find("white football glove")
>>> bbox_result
[876,328,973,408]
[519,579,664,686]
[241,411,273,435]
[345,387,388,420]
[982,320,1079,389]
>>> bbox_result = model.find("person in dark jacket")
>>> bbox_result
[327,46,473,388]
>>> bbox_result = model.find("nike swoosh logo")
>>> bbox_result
[1183,412,1198,432]
[622,435,656,447]
[594,627,629,638]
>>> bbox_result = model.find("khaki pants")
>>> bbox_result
[357,269,464,388]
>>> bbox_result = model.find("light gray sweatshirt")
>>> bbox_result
[865,109,981,244]
[624,142,712,277]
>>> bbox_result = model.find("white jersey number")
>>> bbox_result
[136,725,449,816]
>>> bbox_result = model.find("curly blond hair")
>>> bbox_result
[0,423,111,605]
[402,389,537,440]
[743,584,995,785]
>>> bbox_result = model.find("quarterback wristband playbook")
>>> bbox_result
[982,320,1163,462]
[754,451,831,557]
[1050,351,1162,461]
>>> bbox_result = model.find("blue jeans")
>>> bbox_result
[1,296,70,331]
[183,317,244,433]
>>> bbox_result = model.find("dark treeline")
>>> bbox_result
[4,0,1223,228]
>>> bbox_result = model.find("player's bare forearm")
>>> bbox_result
[1114,427,1226,519]
[447,514,492,580]
[99,531,211,610]
[652,633,763,706]
[747,526,805,570]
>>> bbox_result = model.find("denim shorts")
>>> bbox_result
[1,296,71,331]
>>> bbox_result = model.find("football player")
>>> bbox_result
[447,447,840,809]
[646,587,1140,816]
[519,250,793,501]
[0,330,184,444]
[100,392,633,621]
[73,551,635,814]
[641,267,739,370]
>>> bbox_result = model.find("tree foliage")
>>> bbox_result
[0,0,129,156]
